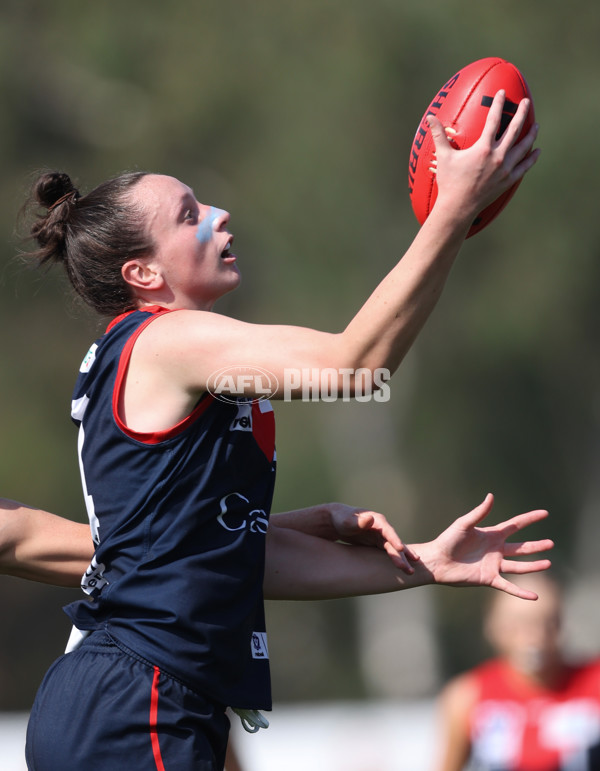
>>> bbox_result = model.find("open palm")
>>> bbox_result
[415,494,553,599]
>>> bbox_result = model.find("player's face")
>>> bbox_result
[486,587,562,677]
[132,174,240,310]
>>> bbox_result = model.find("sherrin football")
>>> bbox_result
[408,57,535,238]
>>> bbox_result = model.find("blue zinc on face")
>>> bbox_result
[196,206,227,243]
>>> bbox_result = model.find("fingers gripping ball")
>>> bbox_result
[408,57,535,237]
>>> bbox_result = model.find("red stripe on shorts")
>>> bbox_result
[150,666,166,771]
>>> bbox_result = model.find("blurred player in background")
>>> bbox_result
[435,574,600,771]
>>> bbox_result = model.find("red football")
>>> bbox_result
[408,57,535,238]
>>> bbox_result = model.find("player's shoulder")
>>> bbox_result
[572,657,600,678]
[558,657,600,699]
[140,307,242,340]
[440,667,482,711]
[131,307,211,350]
[136,308,254,372]
[444,658,508,704]
[438,679,478,731]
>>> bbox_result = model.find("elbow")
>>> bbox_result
[335,329,398,389]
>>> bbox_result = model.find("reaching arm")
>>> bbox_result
[271,502,419,573]
[128,92,540,406]
[0,498,416,585]
[0,492,552,601]
[0,499,91,587]
[263,493,552,601]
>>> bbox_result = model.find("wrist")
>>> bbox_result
[320,503,347,540]
[425,200,475,239]
[406,541,439,586]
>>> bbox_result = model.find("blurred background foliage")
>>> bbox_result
[1,0,600,710]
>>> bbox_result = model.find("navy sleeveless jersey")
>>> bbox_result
[64,306,276,709]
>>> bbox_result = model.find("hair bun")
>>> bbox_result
[34,171,79,211]
[27,170,81,266]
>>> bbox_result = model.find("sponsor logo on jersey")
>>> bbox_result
[79,343,98,373]
[251,631,269,659]
[81,554,109,596]
[230,400,253,432]
[217,492,269,534]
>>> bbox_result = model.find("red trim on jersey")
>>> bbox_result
[111,307,214,445]
[252,401,276,463]
[106,305,168,334]
[149,667,166,771]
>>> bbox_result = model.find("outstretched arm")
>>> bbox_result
[1,493,552,601]
[0,498,416,586]
[0,499,91,586]
[129,92,540,403]
[272,503,419,573]
[263,494,552,600]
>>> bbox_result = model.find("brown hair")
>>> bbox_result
[24,170,154,316]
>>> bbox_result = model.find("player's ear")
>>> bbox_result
[121,258,164,292]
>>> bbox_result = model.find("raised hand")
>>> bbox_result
[428,90,540,222]
[413,493,553,599]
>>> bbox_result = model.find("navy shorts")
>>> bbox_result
[25,631,230,770]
